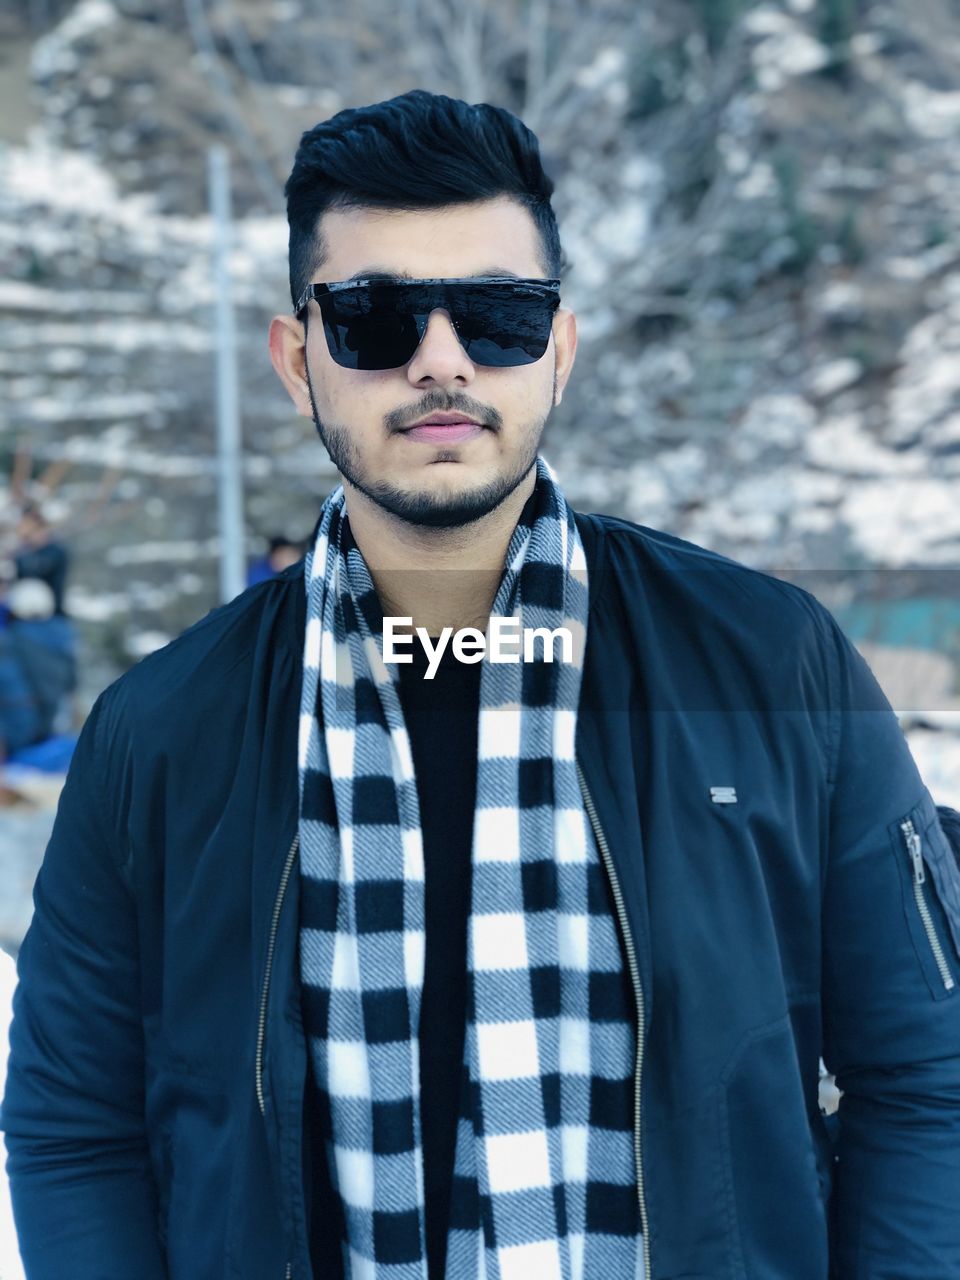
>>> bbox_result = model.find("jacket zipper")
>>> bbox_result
[576,759,652,1279]
[901,818,955,992]
[256,831,302,1116]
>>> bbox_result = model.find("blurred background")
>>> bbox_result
[0,0,958,1041]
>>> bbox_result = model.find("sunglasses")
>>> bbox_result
[294,275,562,371]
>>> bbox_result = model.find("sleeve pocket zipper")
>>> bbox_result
[901,817,956,993]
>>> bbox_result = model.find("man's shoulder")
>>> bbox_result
[97,560,305,730]
[573,507,833,649]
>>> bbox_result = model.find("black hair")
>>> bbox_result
[284,89,566,313]
[267,534,302,553]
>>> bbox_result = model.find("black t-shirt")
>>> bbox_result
[308,633,482,1279]
[395,635,482,1279]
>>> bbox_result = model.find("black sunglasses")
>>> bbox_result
[294,275,562,371]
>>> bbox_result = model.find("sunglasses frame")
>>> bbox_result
[293,275,563,370]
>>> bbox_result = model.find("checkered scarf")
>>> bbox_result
[298,455,641,1280]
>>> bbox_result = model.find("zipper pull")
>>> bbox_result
[901,818,925,885]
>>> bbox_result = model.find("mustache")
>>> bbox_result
[385,399,502,433]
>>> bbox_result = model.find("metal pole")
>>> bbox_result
[208,144,246,603]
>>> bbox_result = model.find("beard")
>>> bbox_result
[304,359,555,530]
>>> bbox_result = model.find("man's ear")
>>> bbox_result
[268,314,313,418]
[552,307,577,405]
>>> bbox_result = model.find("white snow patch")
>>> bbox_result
[736,162,778,200]
[574,46,627,92]
[806,414,920,477]
[0,321,213,355]
[815,281,865,320]
[901,82,960,141]
[623,464,673,527]
[888,293,960,446]
[31,0,118,80]
[843,479,960,565]
[736,393,817,453]
[0,133,155,222]
[807,359,863,399]
[58,439,216,478]
[106,539,219,566]
[125,630,174,658]
[19,393,166,424]
[905,728,960,810]
[64,589,131,621]
[745,7,830,91]
[0,282,145,315]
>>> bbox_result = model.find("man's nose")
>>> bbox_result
[405,308,476,385]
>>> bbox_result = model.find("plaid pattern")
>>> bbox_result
[298,456,641,1279]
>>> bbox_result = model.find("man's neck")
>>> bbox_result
[341,471,536,636]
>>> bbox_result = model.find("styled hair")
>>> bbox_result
[284,89,566,313]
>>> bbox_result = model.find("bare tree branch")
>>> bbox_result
[182,0,285,208]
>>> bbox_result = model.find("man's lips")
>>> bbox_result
[401,420,487,444]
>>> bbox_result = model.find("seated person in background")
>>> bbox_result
[245,533,304,587]
[13,506,70,618]
[0,579,77,759]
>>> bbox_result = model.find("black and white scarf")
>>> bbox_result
[298,455,641,1279]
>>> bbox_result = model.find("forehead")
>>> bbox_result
[315,196,546,283]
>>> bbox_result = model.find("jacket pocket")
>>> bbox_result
[153,1125,173,1254]
[718,1014,829,1279]
[889,793,960,1000]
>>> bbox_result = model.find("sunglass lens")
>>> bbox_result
[322,307,420,370]
[454,294,554,366]
[439,282,555,366]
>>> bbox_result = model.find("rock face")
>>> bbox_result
[1,0,960,709]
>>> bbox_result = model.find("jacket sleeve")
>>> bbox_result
[0,687,167,1279]
[819,614,960,1279]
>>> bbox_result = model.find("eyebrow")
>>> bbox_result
[342,266,525,283]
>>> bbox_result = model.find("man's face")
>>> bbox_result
[269,197,577,529]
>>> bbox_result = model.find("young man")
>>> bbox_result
[3,90,960,1280]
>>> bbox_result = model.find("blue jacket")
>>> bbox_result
[3,510,960,1280]
[0,616,77,755]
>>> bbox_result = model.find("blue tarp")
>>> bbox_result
[7,734,78,774]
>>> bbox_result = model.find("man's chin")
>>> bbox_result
[349,467,534,530]
[365,486,506,529]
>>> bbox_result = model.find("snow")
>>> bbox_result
[105,538,219,566]
[806,414,922,477]
[806,359,863,400]
[1,130,154,222]
[888,282,960,447]
[744,7,831,92]
[736,394,816,451]
[843,479,960,566]
[901,82,960,141]
[125,630,174,658]
[0,319,213,355]
[0,133,286,320]
[907,729,960,810]
[31,0,118,80]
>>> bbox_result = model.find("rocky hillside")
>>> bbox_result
[1,0,959,709]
